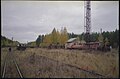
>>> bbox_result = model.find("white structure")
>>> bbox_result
[65,38,77,49]
[65,37,88,49]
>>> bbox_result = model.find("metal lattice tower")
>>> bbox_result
[84,0,91,42]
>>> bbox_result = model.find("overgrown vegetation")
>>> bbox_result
[1,36,19,47]
[1,28,119,49]
[33,29,119,48]
[34,27,68,47]
[2,48,118,78]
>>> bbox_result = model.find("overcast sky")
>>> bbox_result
[1,1,119,43]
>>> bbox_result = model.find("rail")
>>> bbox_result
[2,51,23,78]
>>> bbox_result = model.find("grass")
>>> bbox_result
[1,48,8,75]
[1,47,119,78]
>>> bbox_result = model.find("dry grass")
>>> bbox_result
[1,47,119,78]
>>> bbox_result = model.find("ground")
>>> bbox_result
[1,47,119,78]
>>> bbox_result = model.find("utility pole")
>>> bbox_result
[100,28,102,34]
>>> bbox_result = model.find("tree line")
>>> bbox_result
[35,27,68,47]
[35,28,119,48]
[1,35,19,47]
[1,28,119,49]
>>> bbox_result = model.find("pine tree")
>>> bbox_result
[36,35,42,47]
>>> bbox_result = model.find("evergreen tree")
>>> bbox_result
[36,35,42,47]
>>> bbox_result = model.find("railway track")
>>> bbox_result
[1,48,111,78]
[2,50,23,78]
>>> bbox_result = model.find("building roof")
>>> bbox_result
[67,38,77,43]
